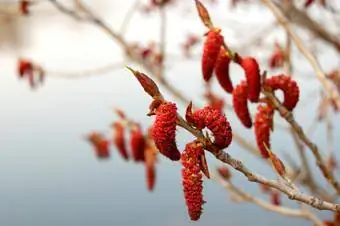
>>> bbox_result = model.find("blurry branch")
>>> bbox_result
[159,5,166,77]
[261,0,340,111]
[235,22,278,53]
[276,1,340,51]
[45,62,125,79]
[213,175,323,226]
[119,0,140,35]
[264,89,340,194]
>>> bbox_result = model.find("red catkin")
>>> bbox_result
[217,166,231,180]
[20,0,30,15]
[264,74,300,111]
[254,104,274,158]
[215,48,233,93]
[130,124,146,162]
[146,163,156,191]
[188,105,232,149]
[270,191,281,206]
[232,81,252,128]
[202,29,223,82]
[239,57,261,102]
[86,132,110,159]
[181,142,204,221]
[144,142,158,192]
[152,102,180,161]
[113,122,129,160]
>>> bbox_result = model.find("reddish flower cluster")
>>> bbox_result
[268,43,285,69]
[130,124,146,162]
[144,130,158,191]
[264,74,300,111]
[186,104,232,149]
[232,81,252,128]
[151,101,181,161]
[17,59,45,89]
[215,48,233,93]
[238,56,261,103]
[217,166,231,180]
[181,142,204,221]
[130,42,163,67]
[86,132,110,159]
[141,0,175,13]
[112,122,129,160]
[19,0,30,15]
[181,34,200,58]
[304,0,327,8]
[202,29,224,82]
[270,191,281,206]
[254,103,274,158]
[204,89,225,112]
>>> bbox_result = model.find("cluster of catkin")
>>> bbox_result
[86,110,158,192]
[201,28,300,159]
[147,98,232,221]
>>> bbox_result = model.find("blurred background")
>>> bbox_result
[0,0,339,225]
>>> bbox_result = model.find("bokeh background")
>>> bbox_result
[0,0,339,225]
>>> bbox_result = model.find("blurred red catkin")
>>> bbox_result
[254,104,274,158]
[186,105,232,149]
[181,142,204,221]
[112,122,129,160]
[304,0,315,7]
[215,48,233,93]
[268,44,285,69]
[323,221,335,226]
[259,184,272,194]
[144,140,158,191]
[217,166,231,180]
[270,191,281,206]
[238,57,261,102]
[202,29,224,82]
[20,0,30,15]
[232,81,252,128]
[130,124,146,162]
[86,132,110,159]
[204,89,225,112]
[264,74,300,111]
[152,102,181,161]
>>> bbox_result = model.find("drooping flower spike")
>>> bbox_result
[254,103,275,158]
[232,81,252,128]
[151,101,181,161]
[237,56,262,103]
[214,48,233,93]
[181,141,205,221]
[186,104,232,149]
[264,74,300,111]
[112,122,129,160]
[86,132,110,159]
[201,28,224,82]
[130,124,146,162]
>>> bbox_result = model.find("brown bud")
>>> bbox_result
[126,67,162,99]
[194,0,213,29]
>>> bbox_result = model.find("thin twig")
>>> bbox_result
[261,0,340,110]
[213,175,323,226]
